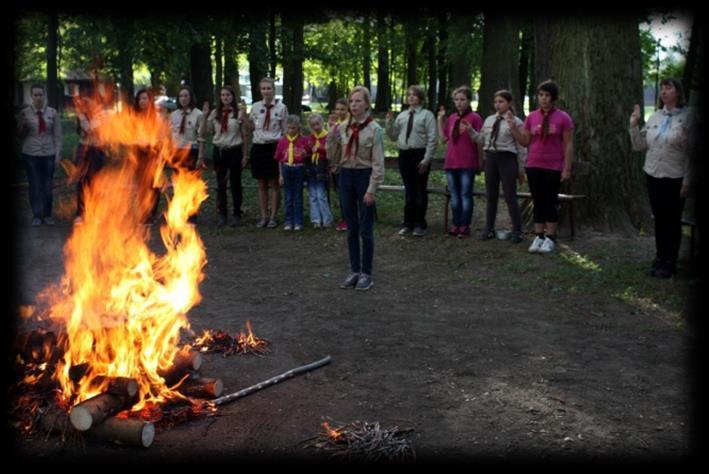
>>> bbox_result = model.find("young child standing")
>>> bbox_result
[306,114,334,228]
[275,115,310,231]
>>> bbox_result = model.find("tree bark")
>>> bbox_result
[215,35,223,93]
[69,392,131,431]
[90,417,155,448]
[437,13,450,112]
[448,16,474,94]
[47,11,59,111]
[223,26,239,93]
[425,22,437,111]
[546,15,650,233]
[363,15,372,92]
[282,16,304,115]
[269,11,277,79]
[405,18,419,88]
[190,25,213,107]
[115,19,135,103]
[248,23,269,103]
[682,16,699,102]
[479,14,520,118]
[374,11,391,112]
[518,20,532,119]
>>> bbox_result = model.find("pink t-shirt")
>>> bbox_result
[274,135,311,165]
[443,111,483,169]
[523,108,574,171]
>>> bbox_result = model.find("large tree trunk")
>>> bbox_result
[682,16,699,103]
[405,18,419,88]
[374,11,390,112]
[448,17,473,93]
[437,13,450,112]
[47,12,59,111]
[115,19,135,104]
[479,14,520,118]
[269,11,277,79]
[425,21,437,111]
[190,25,213,107]
[532,16,552,112]
[248,23,269,103]
[518,20,532,119]
[223,26,239,93]
[546,15,650,233]
[215,35,223,94]
[363,15,372,92]
[282,16,303,114]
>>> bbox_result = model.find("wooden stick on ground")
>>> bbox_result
[89,417,155,448]
[178,376,223,399]
[212,355,332,406]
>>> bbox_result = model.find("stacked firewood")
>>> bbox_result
[191,322,270,356]
[12,328,224,449]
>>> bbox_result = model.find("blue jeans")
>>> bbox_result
[446,168,475,227]
[307,178,334,225]
[282,165,305,226]
[339,168,375,275]
[22,154,55,219]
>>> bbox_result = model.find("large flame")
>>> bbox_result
[43,88,208,409]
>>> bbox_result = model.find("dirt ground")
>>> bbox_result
[9,194,700,464]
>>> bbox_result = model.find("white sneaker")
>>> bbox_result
[528,235,545,253]
[539,237,556,253]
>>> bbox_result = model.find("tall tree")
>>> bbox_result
[362,15,372,92]
[425,19,437,110]
[248,22,269,103]
[374,11,390,112]
[517,20,533,118]
[405,18,419,87]
[682,15,699,102]
[282,16,304,114]
[46,11,58,111]
[189,22,213,107]
[436,13,450,112]
[447,16,474,92]
[214,35,223,93]
[113,19,135,103]
[478,14,520,118]
[545,15,650,233]
[223,23,239,93]
[269,11,277,79]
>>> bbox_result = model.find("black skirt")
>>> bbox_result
[250,142,279,180]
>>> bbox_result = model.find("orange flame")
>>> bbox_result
[322,421,344,441]
[40,86,208,409]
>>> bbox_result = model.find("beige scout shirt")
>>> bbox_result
[77,109,107,147]
[327,113,385,195]
[202,109,245,149]
[470,113,528,174]
[170,108,204,149]
[629,106,694,185]
[385,105,438,163]
[249,100,288,144]
[17,104,62,159]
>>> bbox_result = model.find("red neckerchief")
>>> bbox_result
[179,109,188,135]
[221,106,232,133]
[263,102,275,130]
[452,107,472,143]
[344,115,374,159]
[37,109,47,134]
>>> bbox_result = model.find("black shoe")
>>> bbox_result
[340,272,360,289]
[654,261,673,279]
[647,258,662,277]
[230,215,241,227]
[511,232,524,244]
[480,229,495,241]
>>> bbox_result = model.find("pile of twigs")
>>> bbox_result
[191,323,270,356]
[308,420,415,462]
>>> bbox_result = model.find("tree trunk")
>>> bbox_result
[682,16,699,102]
[248,23,269,103]
[546,15,650,233]
[479,14,520,118]
[518,20,532,118]
[269,11,277,79]
[215,35,223,93]
[190,26,213,107]
[326,80,337,112]
[223,27,239,93]
[405,18,419,88]
[426,21,437,111]
[374,11,390,112]
[47,12,59,111]
[281,16,303,115]
[115,19,135,103]
[533,16,552,92]
[363,15,372,92]
[448,17,473,94]
[437,13,450,112]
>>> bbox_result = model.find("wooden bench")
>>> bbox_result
[380,157,587,238]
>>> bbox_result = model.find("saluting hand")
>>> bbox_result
[386,111,394,122]
[437,106,446,121]
[202,101,210,115]
[504,110,516,129]
[629,104,641,128]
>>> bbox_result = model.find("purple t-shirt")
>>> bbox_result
[443,111,482,169]
[523,108,574,171]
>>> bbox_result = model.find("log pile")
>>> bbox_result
[191,322,270,356]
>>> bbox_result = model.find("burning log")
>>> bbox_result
[69,392,132,431]
[69,363,90,384]
[178,376,223,399]
[16,329,60,364]
[89,417,155,448]
[39,407,70,434]
[212,355,331,406]
[160,349,202,386]
[93,376,139,398]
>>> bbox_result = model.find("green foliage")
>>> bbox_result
[15,13,48,80]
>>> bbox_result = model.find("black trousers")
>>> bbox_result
[526,167,561,224]
[398,148,429,229]
[646,173,685,264]
[214,145,243,217]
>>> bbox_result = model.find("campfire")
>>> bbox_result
[192,321,271,356]
[12,88,211,447]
